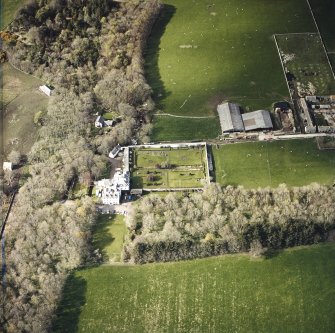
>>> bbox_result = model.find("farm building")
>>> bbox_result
[242,110,273,131]
[39,85,54,96]
[217,102,273,133]
[109,144,122,158]
[217,102,244,132]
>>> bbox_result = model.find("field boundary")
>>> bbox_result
[273,34,294,104]
[305,0,335,79]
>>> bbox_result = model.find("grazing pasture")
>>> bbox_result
[1,62,48,155]
[131,146,208,189]
[53,243,335,333]
[309,0,335,52]
[212,138,335,188]
[145,0,317,140]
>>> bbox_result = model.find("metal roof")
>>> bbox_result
[242,110,273,131]
[217,102,244,132]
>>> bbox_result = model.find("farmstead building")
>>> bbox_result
[217,102,273,133]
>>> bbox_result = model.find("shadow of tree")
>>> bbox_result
[144,4,176,109]
[92,216,115,262]
[52,273,87,333]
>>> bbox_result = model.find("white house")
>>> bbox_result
[95,170,130,205]
[95,116,115,128]
[3,162,13,171]
[39,85,54,96]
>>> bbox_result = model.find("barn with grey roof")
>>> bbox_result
[242,110,273,131]
[217,102,273,133]
[217,102,244,132]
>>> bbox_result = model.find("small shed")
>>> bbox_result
[39,85,54,96]
[3,162,13,171]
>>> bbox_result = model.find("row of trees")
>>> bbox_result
[123,183,335,263]
[1,0,162,332]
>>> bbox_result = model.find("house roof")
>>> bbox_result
[217,102,244,132]
[95,116,105,123]
[242,110,273,131]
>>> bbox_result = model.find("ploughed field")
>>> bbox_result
[145,0,317,141]
[212,138,335,188]
[130,146,208,189]
[53,243,335,333]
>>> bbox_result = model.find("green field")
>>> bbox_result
[92,215,127,263]
[54,243,335,333]
[1,62,48,155]
[309,0,335,52]
[276,33,335,96]
[131,146,208,189]
[145,0,317,140]
[1,0,26,29]
[212,138,335,188]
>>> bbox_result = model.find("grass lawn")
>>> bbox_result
[152,116,220,141]
[131,147,208,189]
[92,215,127,263]
[1,0,26,29]
[276,33,335,96]
[53,242,335,333]
[212,138,335,188]
[1,62,48,155]
[145,0,316,141]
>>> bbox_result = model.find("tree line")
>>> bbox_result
[123,183,335,264]
[0,0,161,332]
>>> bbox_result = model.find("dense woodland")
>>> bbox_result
[0,0,161,332]
[123,183,335,263]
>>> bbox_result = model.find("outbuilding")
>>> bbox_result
[39,85,54,96]
[217,102,244,133]
[242,110,273,131]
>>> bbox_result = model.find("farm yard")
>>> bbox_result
[212,139,335,188]
[145,0,317,141]
[131,146,209,189]
[275,33,335,96]
[53,243,335,333]
[1,62,48,155]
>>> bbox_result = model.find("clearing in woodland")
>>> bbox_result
[145,0,317,141]
[212,138,335,188]
[53,243,335,333]
[1,62,48,155]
